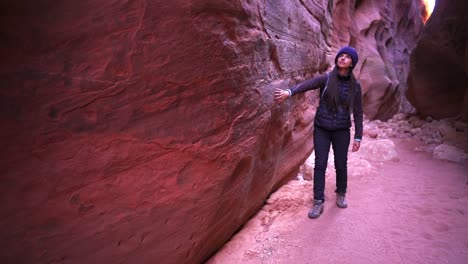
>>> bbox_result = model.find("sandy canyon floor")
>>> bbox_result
[208,137,468,264]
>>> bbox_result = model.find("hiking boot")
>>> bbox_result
[308,200,324,219]
[336,194,348,208]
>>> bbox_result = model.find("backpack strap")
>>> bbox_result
[321,72,329,99]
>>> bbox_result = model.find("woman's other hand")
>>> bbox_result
[274,88,290,103]
[352,141,361,152]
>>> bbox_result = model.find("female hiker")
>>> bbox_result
[274,46,363,219]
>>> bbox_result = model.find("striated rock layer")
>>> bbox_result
[331,0,424,120]
[407,0,468,121]
[0,1,332,263]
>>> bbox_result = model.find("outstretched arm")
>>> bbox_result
[273,73,328,103]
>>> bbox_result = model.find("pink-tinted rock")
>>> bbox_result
[365,129,380,138]
[359,139,400,162]
[433,144,467,163]
[407,0,468,121]
[0,0,332,263]
[331,0,424,120]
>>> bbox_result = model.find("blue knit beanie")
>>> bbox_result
[335,46,359,68]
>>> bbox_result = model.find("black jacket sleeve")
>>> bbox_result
[289,74,328,96]
[353,83,363,140]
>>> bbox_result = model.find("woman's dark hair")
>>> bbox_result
[323,67,357,112]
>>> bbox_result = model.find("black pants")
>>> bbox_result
[313,125,350,201]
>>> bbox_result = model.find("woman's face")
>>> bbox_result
[337,53,353,69]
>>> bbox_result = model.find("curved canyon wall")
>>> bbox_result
[407,0,468,121]
[0,1,331,263]
[0,0,426,263]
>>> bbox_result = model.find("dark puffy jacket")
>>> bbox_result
[289,73,363,140]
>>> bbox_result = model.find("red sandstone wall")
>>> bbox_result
[0,1,331,263]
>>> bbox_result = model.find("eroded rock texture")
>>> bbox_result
[407,0,468,121]
[0,1,332,263]
[331,0,424,120]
